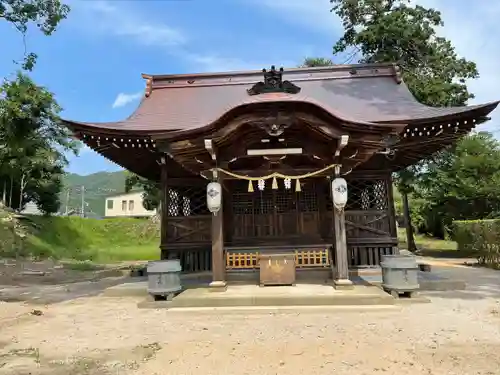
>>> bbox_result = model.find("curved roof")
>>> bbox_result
[63,63,499,135]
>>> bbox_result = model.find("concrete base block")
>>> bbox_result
[333,279,354,290]
[209,281,227,292]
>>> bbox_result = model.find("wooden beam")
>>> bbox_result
[335,135,349,157]
[204,139,217,161]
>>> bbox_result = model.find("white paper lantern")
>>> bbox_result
[332,178,348,209]
[207,182,222,214]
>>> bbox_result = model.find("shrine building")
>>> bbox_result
[63,63,498,289]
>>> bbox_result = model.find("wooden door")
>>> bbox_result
[231,179,321,241]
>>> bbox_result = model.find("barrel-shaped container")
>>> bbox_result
[380,254,419,292]
[147,259,182,297]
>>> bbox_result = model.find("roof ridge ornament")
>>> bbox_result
[144,76,153,97]
[247,66,301,96]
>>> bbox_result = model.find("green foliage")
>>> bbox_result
[330,0,477,107]
[125,172,160,211]
[397,228,457,255]
[414,133,500,237]
[61,171,128,216]
[0,212,159,262]
[452,220,500,268]
[0,73,78,214]
[308,0,492,242]
[299,57,334,67]
[1,0,70,70]
[328,0,479,213]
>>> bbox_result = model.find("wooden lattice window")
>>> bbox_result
[297,181,318,212]
[346,179,388,210]
[167,186,208,217]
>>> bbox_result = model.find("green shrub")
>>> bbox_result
[452,219,500,268]
[0,213,160,263]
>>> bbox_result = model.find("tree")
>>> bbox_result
[330,0,478,106]
[299,57,334,67]
[414,132,500,237]
[1,0,70,70]
[124,173,161,211]
[302,0,481,248]
[0,73,78,214]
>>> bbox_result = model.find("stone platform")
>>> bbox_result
[104,282,397,309]
[101,264,465,309]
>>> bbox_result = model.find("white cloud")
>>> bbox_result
[69,0,260,72]
[69,0,186,47]
[112,92,142,109]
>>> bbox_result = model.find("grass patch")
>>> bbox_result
[397,228,474,258]
[0,213,159,263]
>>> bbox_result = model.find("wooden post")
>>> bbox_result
[209,171,227,291]
[331,172,353,290]
[386,173,397,238]
[386,173,400,255]
[333,207,353,289]
[159,156,172,260]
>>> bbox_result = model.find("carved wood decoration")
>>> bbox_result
[247,66,301,96]
[257,122,291,137]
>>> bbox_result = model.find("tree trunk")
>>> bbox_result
[19,173,26,211]
[8,175,13,208]
[402,192,417,252]
[1,180,6,206]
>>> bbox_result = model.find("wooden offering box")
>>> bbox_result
[259,253,296,286]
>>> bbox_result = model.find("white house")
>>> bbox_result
[104,191,156,218]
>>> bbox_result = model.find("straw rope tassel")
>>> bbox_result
[272,176,278,190]
[247,180,254,192]
[295,179,301,192]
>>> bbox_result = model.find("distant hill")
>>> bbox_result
[60,171,128,217]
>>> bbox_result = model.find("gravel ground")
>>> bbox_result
[1,264,500,375]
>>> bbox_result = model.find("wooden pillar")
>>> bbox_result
[209,171,227,291]
[332,174,353,290]
[386,173,397,238]
[386,173,400,255]
[159,156,171,260]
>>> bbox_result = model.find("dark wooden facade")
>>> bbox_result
[160,172,396,272]
[63,63,498,285]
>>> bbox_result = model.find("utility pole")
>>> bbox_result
[81,185,85,218]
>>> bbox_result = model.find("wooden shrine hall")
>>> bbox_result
[64,63,498,289]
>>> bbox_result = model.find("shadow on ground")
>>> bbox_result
[423,265,500,300]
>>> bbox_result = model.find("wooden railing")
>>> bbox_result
[225,248,330,270]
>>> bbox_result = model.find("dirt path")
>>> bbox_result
[1,261,499,375]
[1,294,500,374]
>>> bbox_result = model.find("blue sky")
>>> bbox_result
[1,0,499,175]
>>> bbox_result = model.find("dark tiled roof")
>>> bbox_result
[63,63,499,133]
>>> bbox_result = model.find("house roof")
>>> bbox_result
[105,190,144,199]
